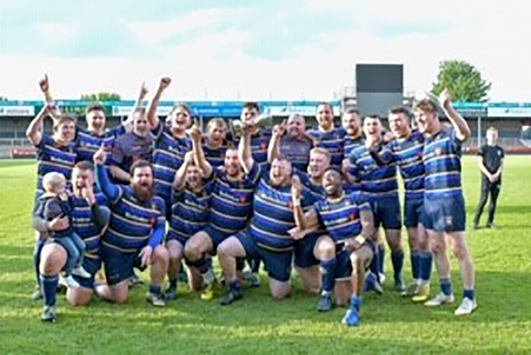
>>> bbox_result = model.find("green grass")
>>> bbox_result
[1,157,530,354]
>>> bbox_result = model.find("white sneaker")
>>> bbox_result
[454,297,477,315]
[61,274,80,289]
[378,273,386,285]
[424,292,454,307]
[72,266,92,278]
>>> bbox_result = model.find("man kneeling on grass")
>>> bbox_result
[93,145,169,307]
[292,168,376,326]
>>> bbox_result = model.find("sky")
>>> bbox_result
[0,0,529,102]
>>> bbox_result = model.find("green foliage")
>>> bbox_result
[80,92,121,102]
[0,95,8,101]
[432,60,491,102]
[1,157,531,354]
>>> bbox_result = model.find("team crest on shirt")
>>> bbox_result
[260,142,267,151]
[239,195,250,203]
[287,201,293,209]
[349,211,358,221]
[435,148,443,156]
[149,217,157,227]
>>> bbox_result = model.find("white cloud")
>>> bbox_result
[1,2,530,102]
[33,22,80,44]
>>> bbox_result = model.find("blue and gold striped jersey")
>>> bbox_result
[250,168,315,252]
[349,144,399,200]
[314,191,371,243]
[35,134,77,195]
[307,128,345,168]
[75,125,126,163]
[387,131,425,200]
[203,144,227,169]
[168,180,214,241]
[71,190,108,257]
[423,129,463,200]
[209,163,261,236]
[152,123,192,202]
[103,186,166,253]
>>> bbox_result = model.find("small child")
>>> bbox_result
[36,172,91,288]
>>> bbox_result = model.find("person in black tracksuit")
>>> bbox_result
[474,127,505,229]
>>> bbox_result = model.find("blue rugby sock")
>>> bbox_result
[420,251,433,283]
[391,249,404,280]
[40,274,58,307]
[410,250,421,281]
[440,278,453,296]
[149,285,162,295]
[320,258,337,293]
[463,289,475,300]
[34,238,47,288]
[377,245,385,275]
[169,277,177,290]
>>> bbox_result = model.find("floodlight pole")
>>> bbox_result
[477,116,482,148]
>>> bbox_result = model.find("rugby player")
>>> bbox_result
[307,103,345,169]
[93,146,169,306]
[32,161,110,321]
[203,118,229,169]
[26,104,77,300]
[236,102,272,166]
[146,77,192,218]
[217,118,316,305]
[293,168,375,326]
[415,89,477,315]
[269,121,332,293]
[348,115,405,292]
[268,113,313,172]
[342,106,363,156]
[165,151,213,300]
[371,106,432,300]
[183,120,261,300]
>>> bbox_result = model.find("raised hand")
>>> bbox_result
[190,119,203,142]
[39,74,50,93]
[93,144,107,165]
[160,77,171,90]
[80,186,96,205]
[291,174,303,200]
[439,88,452,109]
[273,119,288,137]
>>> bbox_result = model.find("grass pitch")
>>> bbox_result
[0,156,530,354]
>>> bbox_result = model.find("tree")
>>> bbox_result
[431,60,491,102]
[80,92,121,102]
[0,96,7,102]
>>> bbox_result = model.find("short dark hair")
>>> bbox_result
[389,106,412,118]
[364,114,381,122]
[130,159,153,175]
[86,104,106,115]
[74,160,94,172]
[343,106,360,115]
[243,102,260,112]
[324,167,344,180]
[317,102,334,115]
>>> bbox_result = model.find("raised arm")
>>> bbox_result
[94,145,121,202]
[239,122,254,174]
[440,88,471,142]
[173,151,194,189]
[189,120,213,179]
[267,119,287,163]
[26,106,51,146]
[146,77,171,129]
[122,82,149,131]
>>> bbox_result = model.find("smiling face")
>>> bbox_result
[322,169,343,196]
[207,120,227,147]
[241,106,259,125]
[389,112,410,137]
[185,164,203,189]
[86,109,106,132]
[131,165,154,202]
[342,110,361,136]
[54,118,76,143]
[363,116,382,140]
[72,167,94,193]
[287,114,306,138]
[316,103,334,131]
[171,106,191,135]
[224,149,241,177]
[133,110,150,137]
[269,158,292,186]
[308,149,330,180]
